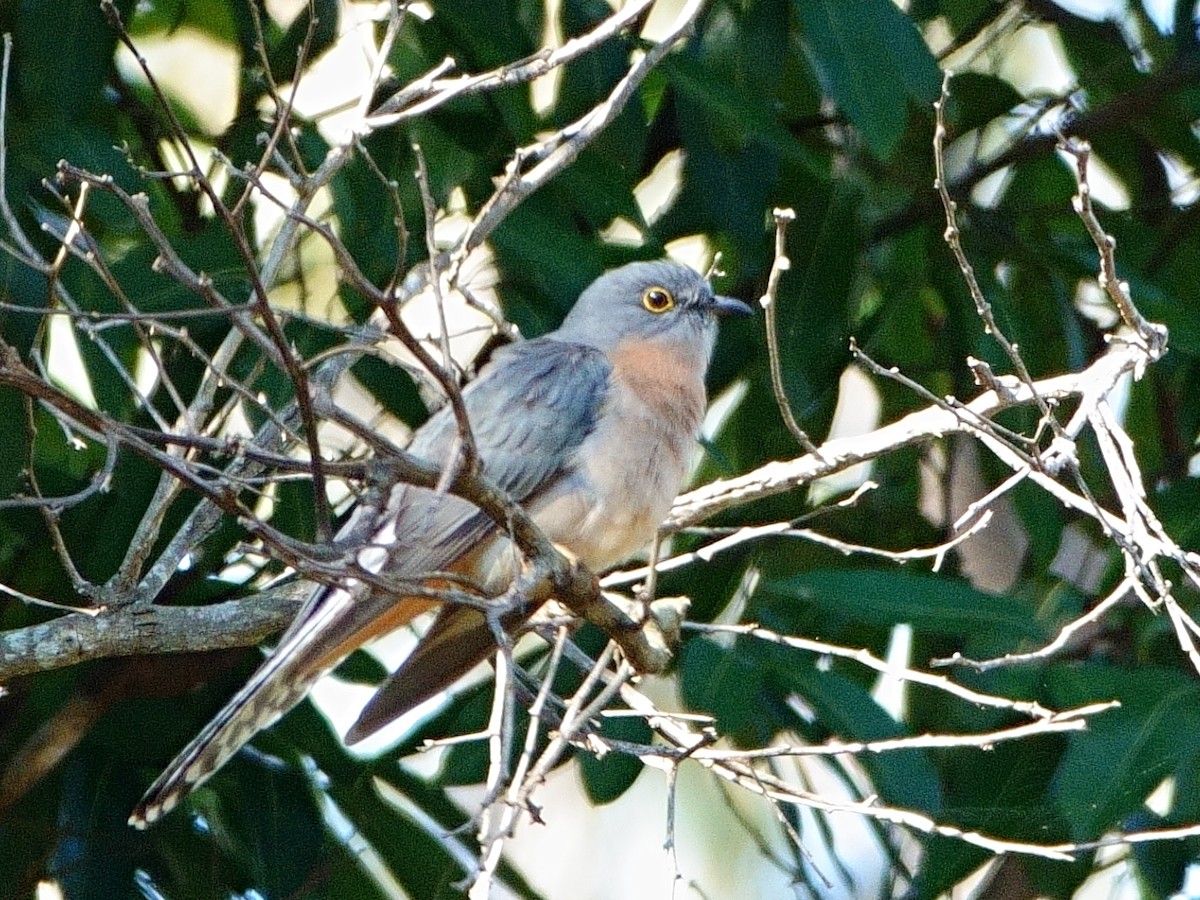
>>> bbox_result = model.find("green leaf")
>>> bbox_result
[665,53,822,172]
[1129,810,1194,897]
[910,735,1076,898]
[944,72,1023,134]
[276,701,547,898]
[910,0,991,32]
[782,665,943,812]
[273,476,321,545]
[694,179,862,482]
[17,0,134,121]
[331,779,474,898]
[757,568,1045,641]
[374,767,549,899]
[1049,666,1200,840]
[795,0,941,159]
[578,714,652,805]
[128,0,237,44]
[265,0,340,88]
[332,650,389,686]
[197,755,328,899]
[776,178,864,411]
[679,637,772,745]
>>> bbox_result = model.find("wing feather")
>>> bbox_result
[130,338,610,825]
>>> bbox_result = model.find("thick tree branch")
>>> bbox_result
[665,338,1148,531]
[0,583,307,681]
[0,333,1154,684]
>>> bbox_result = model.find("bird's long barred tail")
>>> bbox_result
[128,661,322,828]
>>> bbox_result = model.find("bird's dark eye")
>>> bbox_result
[642,286,675,313]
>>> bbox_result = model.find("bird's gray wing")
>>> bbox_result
[269,335,611,649]
[344,339,619,741]
[130,339,610,825]
[380,336,611,576]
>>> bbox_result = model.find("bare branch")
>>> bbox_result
[368,1,657,124]
[666,338,1149,531]
[453,0,708,264]
[0,583,307,680]
[761,207,821,455]
[1062,136,1168,357]
[933,70,1056,427]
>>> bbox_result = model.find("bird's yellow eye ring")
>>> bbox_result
[642,286,675,313]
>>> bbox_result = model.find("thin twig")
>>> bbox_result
[933,71,1057,430]
[1061,136,1167,357]
[761,207,821,455]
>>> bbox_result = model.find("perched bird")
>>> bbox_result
[130,260,751,827]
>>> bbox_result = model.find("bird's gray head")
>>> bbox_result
[554,260,752,355]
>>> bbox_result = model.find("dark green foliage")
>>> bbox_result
[4,1,1200,897]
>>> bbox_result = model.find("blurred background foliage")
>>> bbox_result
[2,0,1200,897]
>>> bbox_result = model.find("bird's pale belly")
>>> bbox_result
[538,478,676,572]
[465,463,679,594]
[530,381,699,571]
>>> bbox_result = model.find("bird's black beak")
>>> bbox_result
[711,294,755,317]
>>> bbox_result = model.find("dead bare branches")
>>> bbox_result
[0,5,1195,893]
